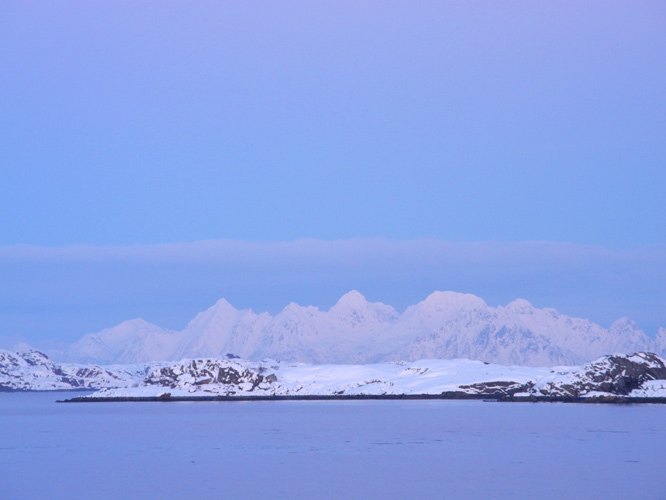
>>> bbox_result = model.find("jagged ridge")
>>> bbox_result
[59,291,666,367]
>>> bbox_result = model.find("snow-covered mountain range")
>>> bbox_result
[59,291,666,367]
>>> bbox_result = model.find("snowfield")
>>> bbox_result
[0,349,144,391]
[92,357,550,398]
[89,352,666,400]
[5,348,665,400]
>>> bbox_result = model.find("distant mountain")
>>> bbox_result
[61,318,180,365]
[59,291,666,367]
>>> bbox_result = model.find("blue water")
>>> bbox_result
[1,391,665,500]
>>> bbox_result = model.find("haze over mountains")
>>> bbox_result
[58,291,666,367]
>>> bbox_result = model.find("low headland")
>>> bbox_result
[4,349,666,404]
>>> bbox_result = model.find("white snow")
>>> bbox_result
[0,349,144,391]
[58,291,666,367]
[631,380,666,398]
[4,348,666,400]
[79,356,544,399]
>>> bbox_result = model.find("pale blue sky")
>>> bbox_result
[0,2,664,346]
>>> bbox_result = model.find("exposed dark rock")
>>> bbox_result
[536,352,666,397]
[460,380,533,397]
[144,358,279,393]
[1,349,142,391]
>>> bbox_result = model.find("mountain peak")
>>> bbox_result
[97,318,164,338]
[609,317,640,332]
[276,302,321,321]
[332,290,369,309]
[191,298,240,320]
[211,298,236,311]
[506,298,534,311]
[183,298,241,334]
[281,302,309,313]
[117,318,154,329]
[421,291,486,310]
[327,290,398,328]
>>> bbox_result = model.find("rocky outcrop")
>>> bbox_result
[458,352,666,399]
[459,380,534,397]
[532,352,666,398]
[143,357,278,395]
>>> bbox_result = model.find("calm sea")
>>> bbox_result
[1,391,665,499]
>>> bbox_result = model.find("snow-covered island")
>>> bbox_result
[2,349,666,403]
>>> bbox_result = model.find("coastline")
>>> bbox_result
[59,393,666,404]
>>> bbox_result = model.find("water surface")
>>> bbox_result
[1,392,664,499]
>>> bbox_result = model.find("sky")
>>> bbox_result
[1,2,665,348]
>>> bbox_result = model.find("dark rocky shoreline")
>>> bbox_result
[59,393,666,404]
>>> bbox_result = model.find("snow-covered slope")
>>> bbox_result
[88,352,666,400]
[5,348,666,400]
[61,318,179,365]
[656,327,666,353]
[91,356,544,398]
[60,291,666,367]
[529,352,666,398]
[0,349,144,391]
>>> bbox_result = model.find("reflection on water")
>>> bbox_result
[1,391,665,500]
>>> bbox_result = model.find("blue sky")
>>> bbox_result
[1,2,664,347]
